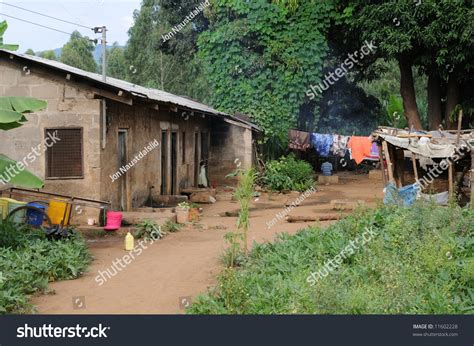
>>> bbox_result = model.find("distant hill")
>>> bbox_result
[38,45,122,64]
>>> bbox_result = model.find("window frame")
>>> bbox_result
[44,127,84,180]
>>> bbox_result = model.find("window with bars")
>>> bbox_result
[45,128,83,179]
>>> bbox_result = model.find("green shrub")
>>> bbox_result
[0,221,90,314]
[261,154,314,192]
[188,203,474,314]
[134,219,165,240]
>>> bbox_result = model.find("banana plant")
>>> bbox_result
[0,21,19,51]
[0,21,46,188]
[0,97,47,188]
[0,97,48,188]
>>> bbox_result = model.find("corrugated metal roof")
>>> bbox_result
[0,49,259,130]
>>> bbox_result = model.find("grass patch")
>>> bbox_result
[0,221,90,314]
[188,203,474,314]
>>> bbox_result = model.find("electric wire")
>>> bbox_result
[2,2,93,30]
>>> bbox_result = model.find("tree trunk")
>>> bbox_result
[444,73,460,130]
[398,57,423,130]
[427,68,442,130]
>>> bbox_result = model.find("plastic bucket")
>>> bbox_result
[104,211,122,231]
[0,197,16,220]
[47,199,71,226]
[26,202,47,227]
[8,200,27,224]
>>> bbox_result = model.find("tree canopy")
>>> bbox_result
[60,31,98,73]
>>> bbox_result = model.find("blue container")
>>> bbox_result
[26,203,46,227]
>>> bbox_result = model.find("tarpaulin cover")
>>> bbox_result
[378,134,457,158]
[383,183,420,207]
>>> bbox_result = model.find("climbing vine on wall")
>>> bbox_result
[198,0,334,142]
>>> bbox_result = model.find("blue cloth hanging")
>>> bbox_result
[310,133,333,157]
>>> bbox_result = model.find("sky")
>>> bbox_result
[0,0,142,52]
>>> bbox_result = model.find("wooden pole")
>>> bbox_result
[456,110,463,146]
[471,150,474,208]
[382,141,394,184]
[449,162,454,201]
[378,144,387,185]
[411,153,419,183]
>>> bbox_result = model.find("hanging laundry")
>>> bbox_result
[332,134,350,157]
[368,142,380,159]
[310,133,333,157]
[347,136,373,164]
[288,130,311,151]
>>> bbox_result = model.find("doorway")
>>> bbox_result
[161,130,178,195]
[161,130,168,195]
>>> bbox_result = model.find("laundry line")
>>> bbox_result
[288,129,379,165]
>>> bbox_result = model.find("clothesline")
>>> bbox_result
[288,129,379,164]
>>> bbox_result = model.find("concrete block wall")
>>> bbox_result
[0,61,102,210]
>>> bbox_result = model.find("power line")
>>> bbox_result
[2,2,93,30]
[0,13,73,36]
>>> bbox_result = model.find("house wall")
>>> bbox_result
[0,59,102,206]
[101,100,216,210]
[0,57,256,216]
[208,120,254,186]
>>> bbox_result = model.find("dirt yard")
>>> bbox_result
[31,173,383,314]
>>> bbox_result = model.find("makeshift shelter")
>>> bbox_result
[372,126,474,207]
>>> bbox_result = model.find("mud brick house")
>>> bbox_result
[0,50,259,211]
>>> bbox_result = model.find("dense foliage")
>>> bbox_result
[198,0,334,141]
[261,155,314,192]
[189,203,474,314]
[0,221,90,314]
[60,31,98,73]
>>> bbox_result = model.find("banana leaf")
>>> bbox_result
[0,154,44,189]
[0,21,19,51]
[0,97,47,130]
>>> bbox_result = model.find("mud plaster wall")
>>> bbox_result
[101,100,214,210]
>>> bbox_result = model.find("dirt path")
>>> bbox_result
[32,173,383,314]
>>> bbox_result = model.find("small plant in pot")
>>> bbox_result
[176,201,190,224]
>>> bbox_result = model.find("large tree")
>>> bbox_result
[333,0,473,130]
[124,0,210,102]
[198,0,333,141]
[60,31,97,73]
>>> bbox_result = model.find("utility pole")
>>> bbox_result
[93,26,107,149]
[101,26,106,81]
[93,26,107,81]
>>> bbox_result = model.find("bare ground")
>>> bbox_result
[31,173,383,314]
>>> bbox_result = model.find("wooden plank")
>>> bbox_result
[382,141,394,183]
[91,87,133,105]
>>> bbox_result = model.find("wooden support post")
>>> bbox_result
[382,141,394,184]
[471,150,474,208]
[378,144,387,185]
[411,153,419,183]
[448,162,454,201]
[456,110,463,146]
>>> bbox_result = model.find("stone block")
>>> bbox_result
[369,169,383,180]
[318,175,339,184]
